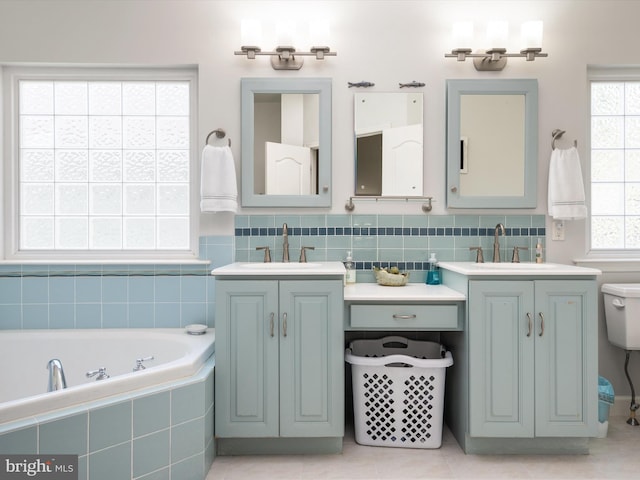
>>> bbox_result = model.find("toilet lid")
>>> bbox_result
[602,283,640,297]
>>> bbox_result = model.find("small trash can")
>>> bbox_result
[598,376,615,438]
[345,336,453,449]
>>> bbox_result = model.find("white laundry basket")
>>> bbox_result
[345,336,453,449]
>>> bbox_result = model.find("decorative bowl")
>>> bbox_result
[373,267,409,286]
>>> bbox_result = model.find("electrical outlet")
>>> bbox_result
[552,220,565,241]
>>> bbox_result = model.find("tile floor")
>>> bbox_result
[207,417,640,479]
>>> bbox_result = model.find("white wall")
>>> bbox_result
[2,0,640,393]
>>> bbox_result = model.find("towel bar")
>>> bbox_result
[206,128,231,147]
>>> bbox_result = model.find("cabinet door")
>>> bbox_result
[278,280,344,437]
[534,280,598,437]
[469,281,535,437]
[215,280,279,437]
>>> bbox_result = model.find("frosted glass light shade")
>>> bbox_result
[241,19,262,46]
[521,20,543,49]
[310,19,331,47]
[276,19,297,46]
[486,21,509,48]
[452,22,474,49]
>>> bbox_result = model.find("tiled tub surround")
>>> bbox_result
[235,214,546,282]
[0,356,215,480]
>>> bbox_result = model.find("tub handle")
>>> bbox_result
[86,367,110,380]
[269,312,275,337]
[133,356,154,371]
[612,298,626,309]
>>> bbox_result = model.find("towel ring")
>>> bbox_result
[206,128,231,147]
[551,129,577,150]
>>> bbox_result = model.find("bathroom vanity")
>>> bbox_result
[439,262,601,454]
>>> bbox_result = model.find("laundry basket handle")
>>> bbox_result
[381,336,410,348]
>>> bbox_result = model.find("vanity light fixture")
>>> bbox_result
[445,20,547,71]
[235,19,336,70]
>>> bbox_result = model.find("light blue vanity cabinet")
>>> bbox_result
[438,262,601,454]
[469,280,597,438]
[212,262,345,455]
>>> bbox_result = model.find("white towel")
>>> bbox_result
[547,146,587,220]
[200,145,238,213]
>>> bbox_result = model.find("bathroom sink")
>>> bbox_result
[239,262,323,270]
[437,261,601,277]
[472,262,557,270]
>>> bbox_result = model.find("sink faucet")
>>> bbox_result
[493,223,505,262]
[282,223,289,262]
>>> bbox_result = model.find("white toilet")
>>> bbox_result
[602,284,640,350]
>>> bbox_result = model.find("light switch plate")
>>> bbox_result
[552,220,565,241]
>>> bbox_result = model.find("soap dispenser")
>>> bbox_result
[426,253,441,285]
[345,251,356,285]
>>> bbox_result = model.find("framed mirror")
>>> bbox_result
[354,92,423,196]
[446,79,538,208]
[241,77,332,207]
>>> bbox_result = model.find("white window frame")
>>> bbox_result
[581,66,640,271]
[1,65,201,263]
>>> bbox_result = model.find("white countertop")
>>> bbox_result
[438,261,601,276]
[344,283,466,302]
[211,261,346,277]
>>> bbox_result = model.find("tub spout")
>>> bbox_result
[47,358,67,392]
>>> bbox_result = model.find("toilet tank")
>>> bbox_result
[602,283,640,350]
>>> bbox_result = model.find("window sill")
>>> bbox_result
[0,258,211,266]
[573,257,640,273]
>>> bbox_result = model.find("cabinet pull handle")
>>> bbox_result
[269,312,275,337]
[283,312,287,337]
[539,312,545,337]
[392,314,417,320]
[526,312,532,337]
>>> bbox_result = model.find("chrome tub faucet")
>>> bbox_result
[47,358,67,392]
[493,223,505,262]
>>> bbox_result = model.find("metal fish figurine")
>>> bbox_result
[399,81,425,88]
[348,81,375,88]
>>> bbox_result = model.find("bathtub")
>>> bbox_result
[1,327,215,424]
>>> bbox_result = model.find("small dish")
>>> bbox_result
[373,267,409,286]
[185,324,207,335]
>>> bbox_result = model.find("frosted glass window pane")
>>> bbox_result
[89,82,122,115]
[157,82,189,116]
[55,217,88,249]
[123,117,155,149]
[591,150,624,182]
[157,117,189,149]
[21,149,55,182]
[157,150,189,182]
[20,81,54,114]
[55,116,88,148]
[124,217,155,249]
[21,184,54,215]
[626,150,640,181]
[123,82,155,115]
[21,217,54,249]
[89,150,122,182]
[157,184,189,215]
[626,183,640,214]
[55,184,88,215]
[90,184,122,215]
[157,217,189,249]
[54,82,88,115]
[625,83,640,115]
[592,83,624,115]
[626,117,640,148]
[592,183,624,215]
[124,184,155,215]
[55,150,88,182]
[592,216,624,249]
[124,150,155,182]
[89,116,122,149]
[592,116,624,149]
[21,116,54,148]
[625,217,640,248]
[90,218,122,249]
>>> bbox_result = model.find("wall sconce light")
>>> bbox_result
[235,19,336,70]
[445,20,547,71]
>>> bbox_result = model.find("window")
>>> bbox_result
[590,72,640,253]
[3,67,198,261]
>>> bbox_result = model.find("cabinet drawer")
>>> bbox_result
[349,304,459,330]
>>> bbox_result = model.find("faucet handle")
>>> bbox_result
[469,246,484,263]
[511,246,529,263]
[299,246,315,263]
[256,246,271,263]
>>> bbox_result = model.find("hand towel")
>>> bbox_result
[200,145,238,213]
[547,146,587,220]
